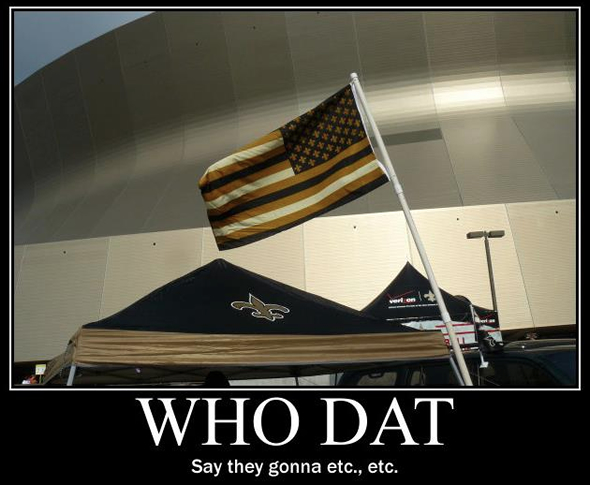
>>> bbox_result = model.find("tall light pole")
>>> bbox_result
[466,230,505,313]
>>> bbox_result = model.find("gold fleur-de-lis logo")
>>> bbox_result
[231,294,290,322]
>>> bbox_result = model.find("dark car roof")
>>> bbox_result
[502,339,576,351]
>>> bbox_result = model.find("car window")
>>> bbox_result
[478,358,557,387]
[408,363,461,387]
[537,351,576,385]
[357,371,399,386]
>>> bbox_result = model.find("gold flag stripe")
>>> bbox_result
[210,153,377,229]
[204,162,294,206]
[198,134,284,189]
[214,162,384,240]
[204,137,371,213]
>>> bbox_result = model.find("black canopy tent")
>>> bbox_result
[44,259,447,386]
[362,262,502,347]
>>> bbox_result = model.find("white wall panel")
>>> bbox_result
[14,238,109,361]
[100,228,202,318]
[506,200,576,328]
[13,245,26,290]
[408,204,534,331]
[304,212,411,310]
[201,226,306,290]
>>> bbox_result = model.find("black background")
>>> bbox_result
[8,388,584,481]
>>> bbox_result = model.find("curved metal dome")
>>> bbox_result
[13,10,576,245]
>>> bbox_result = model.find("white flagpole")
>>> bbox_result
[350,73,473,387]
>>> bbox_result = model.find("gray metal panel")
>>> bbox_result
[285,11,361,112]
[14,237,109,361]
[495,11,574,111]
[42,52,95,174]
[222,11,299,147]
[14,73,61,183]
[40,53,98,241]
[368,139,463,213]
[14,73,63,243]
[13,109,35,235]
[155,11,239,232]
[563,11,576,94]
[141,163,212,232]
[162,11,238,166]
[494,11,571,71]
[512,109,576,199]
[441,115,557,206]
[54,32,137,241]
[424,11,507,118]
[424,11,498,76]
[354,11,439,134]
[91,13,184,236]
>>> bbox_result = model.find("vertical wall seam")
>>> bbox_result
[421,12,466,207]
[141,12,188,232]
[502,203,536,330]
[87,26,140,237]
[490,12,561,201]
[97,236,112,320]
[48,49,99,239]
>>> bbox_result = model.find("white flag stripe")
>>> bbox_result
[205,137,284,174]
[205,166,295,210]
[213,159,382,238]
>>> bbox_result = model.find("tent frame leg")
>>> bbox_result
[66,364,77,387]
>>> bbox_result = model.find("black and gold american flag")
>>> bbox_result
[199,85,389,250]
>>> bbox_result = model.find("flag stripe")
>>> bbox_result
[199,133,283,189]
[214,160,384,238]
[205,163,294,208]
[201,148,288,196]
[216,171,389,250]
[209,147,376,227]
[205,137,371,215]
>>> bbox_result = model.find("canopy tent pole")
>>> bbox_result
[350,73,473,386]
[66,364,77,387]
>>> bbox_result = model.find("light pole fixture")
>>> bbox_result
[466,230,505,313]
